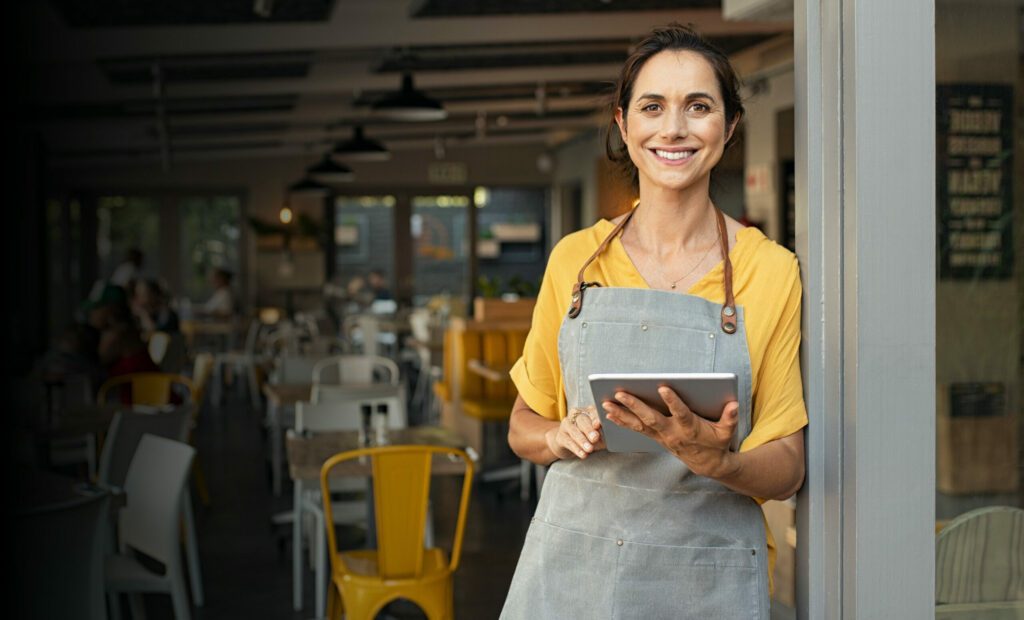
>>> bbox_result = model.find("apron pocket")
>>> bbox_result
[614,542,764,620]
[502,519,619,620]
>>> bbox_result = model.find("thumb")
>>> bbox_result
[718,401,740,430]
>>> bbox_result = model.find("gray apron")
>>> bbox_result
[502,209,769,619]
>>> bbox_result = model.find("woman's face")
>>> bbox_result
[615,50,735,195]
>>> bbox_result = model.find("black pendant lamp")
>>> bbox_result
[307,154,355,183]
[372,73,447,121]
[287,176,331,195]
[332,126,391,161]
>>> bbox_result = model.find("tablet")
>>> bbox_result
[588,372,738,453]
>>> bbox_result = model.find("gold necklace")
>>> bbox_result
[633,217,718,290]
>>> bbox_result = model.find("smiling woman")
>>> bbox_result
[502,23,807,620]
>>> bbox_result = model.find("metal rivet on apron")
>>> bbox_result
[723,306,736,317]
[572,293,580,303]
[616,539,624,546]
[582,322,587,328]
[640,322,648,331]
[709,333,715,339]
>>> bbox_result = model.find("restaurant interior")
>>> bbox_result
[9,1,1023,619]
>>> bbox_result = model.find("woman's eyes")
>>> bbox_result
[638,102,711,114]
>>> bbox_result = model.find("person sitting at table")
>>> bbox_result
[99,323,160,380]
[367,269,393,301]
[81,283,132,331]
[130,278,179,337]
[198,267,236,318]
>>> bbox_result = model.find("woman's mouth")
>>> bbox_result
[651,148,697,163]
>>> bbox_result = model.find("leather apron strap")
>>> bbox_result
[568,207,738,335]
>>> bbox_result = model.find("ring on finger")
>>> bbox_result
[568,408,584,425]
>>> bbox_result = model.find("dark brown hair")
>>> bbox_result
[605,23,745,189]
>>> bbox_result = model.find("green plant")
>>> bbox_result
[477,275,501,298]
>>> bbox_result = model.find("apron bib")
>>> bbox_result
[502,210,769,619]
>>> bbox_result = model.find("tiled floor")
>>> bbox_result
[134,384,795,619]
[133,387,531,619]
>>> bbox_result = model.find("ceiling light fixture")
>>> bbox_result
[307,154,355,183]
[287,176,331,195]
[331,126,391,161]
[371,73,447,122]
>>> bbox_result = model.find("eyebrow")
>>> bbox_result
[635,91,719,103]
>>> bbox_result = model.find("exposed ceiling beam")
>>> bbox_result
[24,1,790,62]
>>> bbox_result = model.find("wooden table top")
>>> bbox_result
[180,319,237,335]
[286,426,469,481]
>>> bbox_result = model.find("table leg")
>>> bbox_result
[271,402,282,496]
[292,478,303,611]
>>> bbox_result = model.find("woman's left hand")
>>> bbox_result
[602,386,740,480]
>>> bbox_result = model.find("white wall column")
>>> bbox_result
[795,0,936,617]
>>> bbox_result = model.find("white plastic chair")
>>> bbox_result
[310,354,399,387]
[105,434,196,620]
[99,409,203,609]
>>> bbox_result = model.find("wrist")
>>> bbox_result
[710,451,743,482]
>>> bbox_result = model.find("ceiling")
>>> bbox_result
[18,0,794,168]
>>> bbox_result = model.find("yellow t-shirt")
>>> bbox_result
[509,216,809,593]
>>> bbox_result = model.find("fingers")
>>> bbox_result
[602,399,652,436]
[614,391,666,431]
[657,386,697,430]
[560,412,597,459]
[713,401,740,437]
[575,408,602,444]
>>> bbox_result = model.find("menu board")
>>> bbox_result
[937,84,1014,279]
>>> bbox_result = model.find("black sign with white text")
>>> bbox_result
[937,84,1014,279]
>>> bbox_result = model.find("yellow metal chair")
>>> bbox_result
[320,445,474,620]
[189,354,215,507]
[97,372,193,406]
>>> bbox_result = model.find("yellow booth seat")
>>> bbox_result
[434,317,530,457]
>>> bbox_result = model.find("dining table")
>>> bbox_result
[284,424,471,615]
[263,381,404,496]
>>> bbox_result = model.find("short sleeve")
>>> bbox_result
[740,256,808,452]
[509,244,569,421]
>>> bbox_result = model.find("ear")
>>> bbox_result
[614,107,627,142]
[724,113,741,144]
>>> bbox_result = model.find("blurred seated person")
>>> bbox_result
[100,323,160,379]
[81,283,131,331]
[367,269,393,301]
[197,267,236,318]
[344,274,373,310]
[131,278,179,336]
[110,247,144,288]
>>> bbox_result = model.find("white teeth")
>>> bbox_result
[654,149,695,160]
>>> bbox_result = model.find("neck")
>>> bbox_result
[629,181,716,256]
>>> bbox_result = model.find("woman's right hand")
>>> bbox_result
[544,406,606,460]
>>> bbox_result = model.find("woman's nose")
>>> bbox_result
[659,110,688,139]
